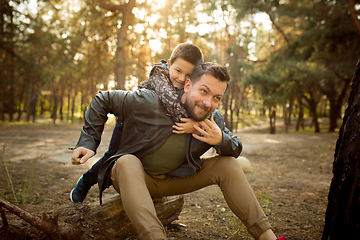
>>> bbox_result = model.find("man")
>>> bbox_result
[72,63,280,240]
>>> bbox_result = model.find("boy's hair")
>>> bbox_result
[169,42,204,67]
[190,62,230,87]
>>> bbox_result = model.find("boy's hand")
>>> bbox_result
[172,118,200,134]
[71,147,95,165]
[192,115,223,146]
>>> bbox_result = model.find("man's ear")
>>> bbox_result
[167,60,171,70]
[184,78,192,93]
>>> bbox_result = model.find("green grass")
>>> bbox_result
[0,145,42,205]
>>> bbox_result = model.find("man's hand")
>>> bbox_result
[192,115,223,146]
[71,147,95,165]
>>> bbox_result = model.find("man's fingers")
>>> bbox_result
[71,147,94,165]
[79,152,90,164]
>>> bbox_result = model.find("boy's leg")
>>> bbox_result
[110,154,167,240]
[70,119,124,203]
[83,119,124,185]
[146,155,271,239]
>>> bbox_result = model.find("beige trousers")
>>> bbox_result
[110,154,271,240]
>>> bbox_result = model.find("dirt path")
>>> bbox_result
[0,121,338,239]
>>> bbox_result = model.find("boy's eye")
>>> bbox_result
[176,69,181,73]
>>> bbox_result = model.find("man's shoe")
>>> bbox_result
[70,176,91,203]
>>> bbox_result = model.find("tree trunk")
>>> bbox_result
[296,96,305,131]
[71,86,77,123]
[322,58,360,239]
[51,80,59,124]
[0,195,184,239]
[307,91,320,133]
[113,0,136,90]
[59,78,64,121]
[283,103,291,133]
[67,83,71,122]
[269,107,276,134]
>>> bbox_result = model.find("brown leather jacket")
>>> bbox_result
[75,89,242,203]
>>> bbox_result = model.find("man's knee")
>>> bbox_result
[216,156,241,171]
[212,156,245,180]
[113,154,143,174]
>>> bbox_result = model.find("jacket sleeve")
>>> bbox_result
[75,90,132,153]
[212,110,242,157]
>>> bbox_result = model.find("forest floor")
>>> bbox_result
[0,117,339,239]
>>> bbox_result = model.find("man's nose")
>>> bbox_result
[202,96,212,108]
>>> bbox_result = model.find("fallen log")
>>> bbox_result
[87,195,184,237]
[0,197,81,240]
[0,194,184,240]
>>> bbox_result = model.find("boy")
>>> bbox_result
[70,42,204,203]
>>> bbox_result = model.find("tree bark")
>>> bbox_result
[296,96,305,131]
[269,107,276,134]
[305,91,320,133]
[322,58,360,239]
[99,0,136,90]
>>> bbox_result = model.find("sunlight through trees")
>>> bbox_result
[1,0,359,133]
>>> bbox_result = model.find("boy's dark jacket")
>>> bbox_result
[75,89,242,204]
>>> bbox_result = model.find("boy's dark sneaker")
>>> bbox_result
[70,176,91,203]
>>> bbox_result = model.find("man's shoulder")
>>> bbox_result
[103,89,158,103]
[129,88,161,105]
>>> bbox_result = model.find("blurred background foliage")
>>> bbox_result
[1,0,359,133]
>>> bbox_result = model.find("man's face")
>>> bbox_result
[182,73,227,121]
[167,58,195,90]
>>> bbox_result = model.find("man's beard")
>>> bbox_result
[184,98,211,122]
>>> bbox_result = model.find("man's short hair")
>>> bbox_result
[169,42,204,67]
[190,62,231,85]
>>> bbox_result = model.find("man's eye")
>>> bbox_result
[214,96,221,102]
[201,89,207,93]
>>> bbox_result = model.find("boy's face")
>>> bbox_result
[167,58,195,90]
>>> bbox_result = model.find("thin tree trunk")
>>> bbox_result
[269,107,276,134]
[67,83,71,122]
[59,78,64,121]
[296,96,305,131]
[71,86,77,123]
[51,81,58,124]
[102,0,136,90]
